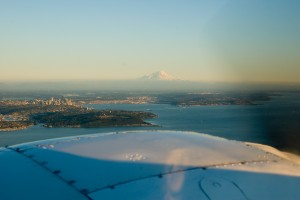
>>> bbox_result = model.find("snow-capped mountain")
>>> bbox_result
[140,71,179,81]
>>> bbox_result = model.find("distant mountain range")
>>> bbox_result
[1,71,299,92]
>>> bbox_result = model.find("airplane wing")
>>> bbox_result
[1,131,300,199]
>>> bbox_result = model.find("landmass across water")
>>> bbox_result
[0,91,273,131]
[0,91,299,155]
[0,96,156,131]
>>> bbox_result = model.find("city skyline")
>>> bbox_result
[1,0,299,83]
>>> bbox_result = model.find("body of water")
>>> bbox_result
[1,93,299,154]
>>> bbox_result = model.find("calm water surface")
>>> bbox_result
[1,93,299,154]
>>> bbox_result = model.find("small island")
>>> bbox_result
[0,97,157,131]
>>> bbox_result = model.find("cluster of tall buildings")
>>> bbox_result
[32,97,74,106]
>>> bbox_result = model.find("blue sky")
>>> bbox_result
[1,0,299,82]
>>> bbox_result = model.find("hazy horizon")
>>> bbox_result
[1,78,300,92]
[1,69,300,85]
[1,1,300,82]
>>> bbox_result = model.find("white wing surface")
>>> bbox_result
[1,131,300,199]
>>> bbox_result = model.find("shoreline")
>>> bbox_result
[0,123,158,132]
[0,125,33,132]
